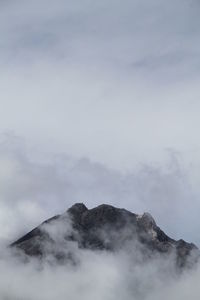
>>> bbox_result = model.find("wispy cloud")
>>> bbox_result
[0,134,199,247]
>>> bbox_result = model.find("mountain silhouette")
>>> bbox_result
[11,203,199,268]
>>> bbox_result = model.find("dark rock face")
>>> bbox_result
[11,203,199,268]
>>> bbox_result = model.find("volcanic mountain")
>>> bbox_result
[11,203,199,268]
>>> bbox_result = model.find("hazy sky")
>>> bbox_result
[0,0,200,247]
[0,0,200,169]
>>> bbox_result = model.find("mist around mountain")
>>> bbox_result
[0,137,199,299]
[0,203,199,300]
[11,203,198,269]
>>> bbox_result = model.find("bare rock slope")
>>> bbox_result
[11,203,199,268]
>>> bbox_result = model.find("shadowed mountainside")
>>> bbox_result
[11,203,199,268]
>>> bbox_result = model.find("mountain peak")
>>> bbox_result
[11,203,199,269]
[68,203,88,214]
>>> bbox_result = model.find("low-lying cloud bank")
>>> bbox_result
[0,223,200,300]
[0,246,174,300]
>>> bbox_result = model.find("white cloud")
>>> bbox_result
[0,221,199,300]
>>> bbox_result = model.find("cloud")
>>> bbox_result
[0,134,199,299]
[0,214,199,300]
[0,250,199,300]
[0,133,199,247]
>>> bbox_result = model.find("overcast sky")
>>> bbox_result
[0,0,200,169]
[0,0,200,246]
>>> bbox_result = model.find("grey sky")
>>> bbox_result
[0,0,200,169]
[0,0,200,247]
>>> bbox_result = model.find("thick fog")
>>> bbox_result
[1,249,200,300]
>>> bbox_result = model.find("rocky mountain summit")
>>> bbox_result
[11,203,199,268]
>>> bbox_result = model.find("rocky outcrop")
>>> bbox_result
[11,203,199,268]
